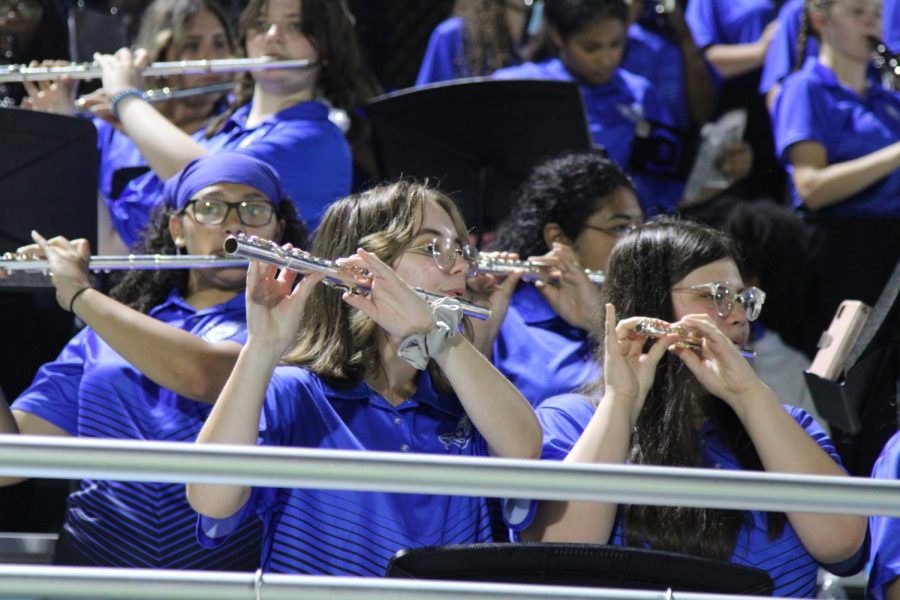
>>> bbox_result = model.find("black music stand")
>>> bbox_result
[387,543,774,595]
[366,79,594,241]
[0,107,98,251]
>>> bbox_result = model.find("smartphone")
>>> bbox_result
[808,300,872,381]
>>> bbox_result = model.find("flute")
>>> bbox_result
[0,253,249,272]
[633,317,756,359]
[0,57,312,83]
[477,254,605,285]
[223,234,492,320]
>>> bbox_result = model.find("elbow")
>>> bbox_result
[811,518,868,565]
[794,177,830,211]
[186,484,246,520]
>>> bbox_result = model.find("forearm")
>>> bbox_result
[527,392,633,543]
[678,39,718,124]
[704,43,766,78]
[187,340,278,518]
[115,96,208,181]
[794,142,900,210]
[734,386,867,562]
[72,289,240,402]
[434,335,540,459]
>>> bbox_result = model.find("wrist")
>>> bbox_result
[110,88,146,120]
[68,286,92,313]
[397,298,463,370]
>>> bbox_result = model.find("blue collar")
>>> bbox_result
[224,99,331,132]
[807,57,886,101]
[148,288,245,318]
[320,370,464,417]
[510,283,559,325]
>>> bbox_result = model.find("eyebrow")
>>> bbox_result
[413,227,463,244]
[195,191,270,203]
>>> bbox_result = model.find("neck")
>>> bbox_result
[820,47,868,95]
[246,84,315,127]
[505,2,528,43]
[364,332,420,406]
[185,274,242,310]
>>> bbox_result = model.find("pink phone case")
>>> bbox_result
[808,300,871,381]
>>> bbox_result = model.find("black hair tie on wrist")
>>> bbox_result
[68,286,91,313]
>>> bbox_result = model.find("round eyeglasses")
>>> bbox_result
[405,237,479,277]
[673,282,767,322]
[183,199,276,227]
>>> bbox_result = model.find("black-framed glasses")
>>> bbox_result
[673,282,767,321]
[183,198,276,227]
[581,222,638,237]
[405,237,479,277]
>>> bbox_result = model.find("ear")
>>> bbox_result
[542,222,570,249]
[168,213,185,248]
[548,25,564,50]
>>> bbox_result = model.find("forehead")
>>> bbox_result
[570,17,627,42]
[260,0,301,16]
[186,9,226,34]
[414,199,463,239]
[193,182,270,200]
[674,258,743,289]
[591,187,642,219]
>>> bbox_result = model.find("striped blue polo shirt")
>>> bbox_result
[511,393,865,597]
[12,290,261,569]
[198,367,493,575]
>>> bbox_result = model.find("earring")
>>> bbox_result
[174,237,185,256]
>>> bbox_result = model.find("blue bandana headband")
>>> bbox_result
[163,153,287,211]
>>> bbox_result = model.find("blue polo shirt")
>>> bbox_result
[493,59,683,215]
[869,431,900,600]
[417,17,469,85]
[686,0,776,49]
[198,368,493,576]
[509,393,863,597]
[492,284,598,407]
[111,100,352,248]
[623,23,697,132]
[94,118,147,202]
[773,57,900,218]
[11,290,261,570]
[886,0,899,51]
[759,0,819,95]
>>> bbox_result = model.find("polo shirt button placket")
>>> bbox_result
[400,443,410,452]
[393,416,402,425]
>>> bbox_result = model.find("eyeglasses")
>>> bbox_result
[405,237,479,277]
[183,199,276,227]
[673,282,767,321]
[582,222,638,237]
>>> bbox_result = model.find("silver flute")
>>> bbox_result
[0,57,312,83]
[223,234,492,320]
[477,254,605,285]
[633,317,756,358]
[0,253,249,272]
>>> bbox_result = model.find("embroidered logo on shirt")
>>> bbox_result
[200,321,242,343]
[617,102,645,125]
[438,416,473,450]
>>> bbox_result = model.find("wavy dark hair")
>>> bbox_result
[594,217,786,560]
[490,152,635,257]
[204,0,381,141]
[525,0,628,62]
[109,200,308,313]
[451,0,522,76]
[282,180,472,392]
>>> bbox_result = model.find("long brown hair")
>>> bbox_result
[204,0,381,141]
[594,217,786,560]
[282,181,470,391]
[796,0,835,72]
[452,0,522,75]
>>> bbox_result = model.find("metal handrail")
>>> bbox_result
[0,436,898,517]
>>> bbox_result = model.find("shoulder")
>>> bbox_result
[433,16,465,38]
[537,394,595,435]
[494,60,557,80]
[872,431,900,479]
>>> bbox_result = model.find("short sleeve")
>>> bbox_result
[416,18,466,85]
[869,433,900,600]
[759,0,803,94]
[11,329,91,435]
[685,0,719,49]
[771,70,827,163]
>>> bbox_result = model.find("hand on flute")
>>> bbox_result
[23,231,93,311]
[20,60,79,115]
[532,242,602,331]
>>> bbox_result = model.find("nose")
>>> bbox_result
[446,249,470,277]
[727,299,749,326]
[221,206,246,236]
[264,22,284,41]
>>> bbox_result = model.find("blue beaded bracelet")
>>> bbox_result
[110,87,146,120]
